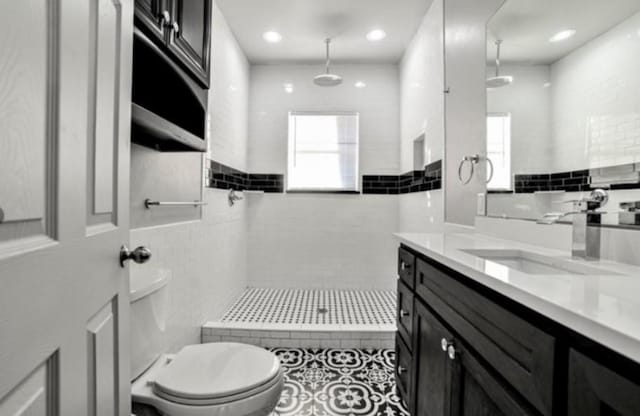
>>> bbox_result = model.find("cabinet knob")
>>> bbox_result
[400,261,408,271]
[447,345,457,360]
[172,21,180,33]
[160,10,171,26]
[399,309,410,318]
[440,338,452,352]
[397,366,407,375]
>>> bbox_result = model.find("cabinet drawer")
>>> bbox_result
[398,247,415,289]
[568,349,640,416]
[415,257,555,416]
[395,335,413,410]
[396,280,414,349]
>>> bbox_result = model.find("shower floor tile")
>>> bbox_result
[271,348,409,416]
[222,288,396,326]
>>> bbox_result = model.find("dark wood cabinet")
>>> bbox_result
[167,0,212,88]
[449,341,536,416]
[397,280,414,349]
[134,0,168,42]
[398,247,416,289]
[413,300,452,416]
[568,350,640,416]
[134,0,211,88]
[395,244,640,416]
[395,335,414,411]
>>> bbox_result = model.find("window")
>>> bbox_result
[287,112,359,192]
[486,113,512,190]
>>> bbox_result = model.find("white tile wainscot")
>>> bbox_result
[201,322,396,349]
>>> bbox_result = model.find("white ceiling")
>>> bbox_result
[488,0,640,64]
[216,0,433,64]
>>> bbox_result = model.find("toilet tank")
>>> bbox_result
[129,269,171,380]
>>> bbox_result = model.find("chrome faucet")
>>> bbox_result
[537,189,608,260]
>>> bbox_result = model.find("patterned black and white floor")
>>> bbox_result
[270,348,410,416]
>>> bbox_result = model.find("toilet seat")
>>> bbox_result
[151,343,282,406]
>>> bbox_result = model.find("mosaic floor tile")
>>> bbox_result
[223,288,396,325]
[271,348,410,416]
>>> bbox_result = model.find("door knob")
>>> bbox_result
[120,245,152,267]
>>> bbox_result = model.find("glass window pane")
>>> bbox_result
[487,114,512,190]
[288,113,359,191]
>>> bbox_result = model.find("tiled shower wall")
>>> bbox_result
[398,0,446,233]
[245,64,401,289]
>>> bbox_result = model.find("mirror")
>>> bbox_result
[485,0,640,227]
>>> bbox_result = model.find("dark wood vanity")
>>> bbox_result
[395,244,640,416]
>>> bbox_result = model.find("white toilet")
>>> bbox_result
[130,271,284,416]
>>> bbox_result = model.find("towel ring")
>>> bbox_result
[457,155,494,185]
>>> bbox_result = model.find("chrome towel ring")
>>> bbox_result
[458,154,494,185]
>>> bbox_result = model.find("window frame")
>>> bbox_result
[486,112,513,191]
[286,111,361,193]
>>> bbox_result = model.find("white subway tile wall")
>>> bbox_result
[129,4,251,353]
[398,0,446,232]
[550,12,640,172]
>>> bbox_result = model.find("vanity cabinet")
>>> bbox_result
[568,350,640,416]
[396,244,640,416]
[134,0,212,88]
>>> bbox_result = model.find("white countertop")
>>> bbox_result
[394,232,640,363]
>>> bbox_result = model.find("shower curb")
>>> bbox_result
[201,322,396,349]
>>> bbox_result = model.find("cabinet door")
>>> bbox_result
[449,341,536,416]
[568,350,640,416]
[395,336,413,411]
[398,246,416,288]
[167,0,212,87]
[134,0,169,42]
[397,280,414,349]
[413,300,453,416]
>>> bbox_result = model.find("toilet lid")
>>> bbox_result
[153,343,281,401]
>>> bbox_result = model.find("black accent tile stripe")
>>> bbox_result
[514,162,640,193]
[363,160,443,195]
[206,160,284,193]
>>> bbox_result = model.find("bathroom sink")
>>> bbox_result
[460,249,619,275]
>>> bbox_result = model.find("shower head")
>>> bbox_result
[314,73,343,87]
[314,38,342,87]
[486,75,514,89]
[487,40,513,89]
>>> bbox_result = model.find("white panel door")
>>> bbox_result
[0,1,134,415]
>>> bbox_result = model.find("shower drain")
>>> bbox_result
[317,307,329,314]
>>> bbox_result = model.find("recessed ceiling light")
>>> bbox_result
[283,83,294,94]
[366,29,386,42]
[355,81,366,88]
[263,31,282,43]
[549,29,576,43]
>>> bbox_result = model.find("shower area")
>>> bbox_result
[200,183,401,349]
[203,288,396,349]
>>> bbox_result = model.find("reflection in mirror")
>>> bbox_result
[485,0,640,227]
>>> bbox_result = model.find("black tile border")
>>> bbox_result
[514,169,591,193]
[207,159,443,195]
[514,162,640,193]
[286,190,361,194]
[206,160,284,193]
[363,160,442,195]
